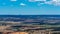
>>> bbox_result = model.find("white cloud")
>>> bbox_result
[20,3,26,6]
[45,0,60,6]
[29,0,60,6]
[45,1,54,5]
[52,0,60,2]
[10,0,17,1]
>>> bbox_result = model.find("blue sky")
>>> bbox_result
[0,0,60,15]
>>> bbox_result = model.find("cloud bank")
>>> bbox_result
[45,0,60,6]
[29,0,60,6]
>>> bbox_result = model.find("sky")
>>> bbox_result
[0,0,60,15]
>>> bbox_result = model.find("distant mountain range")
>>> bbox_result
[0,15,60,25]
